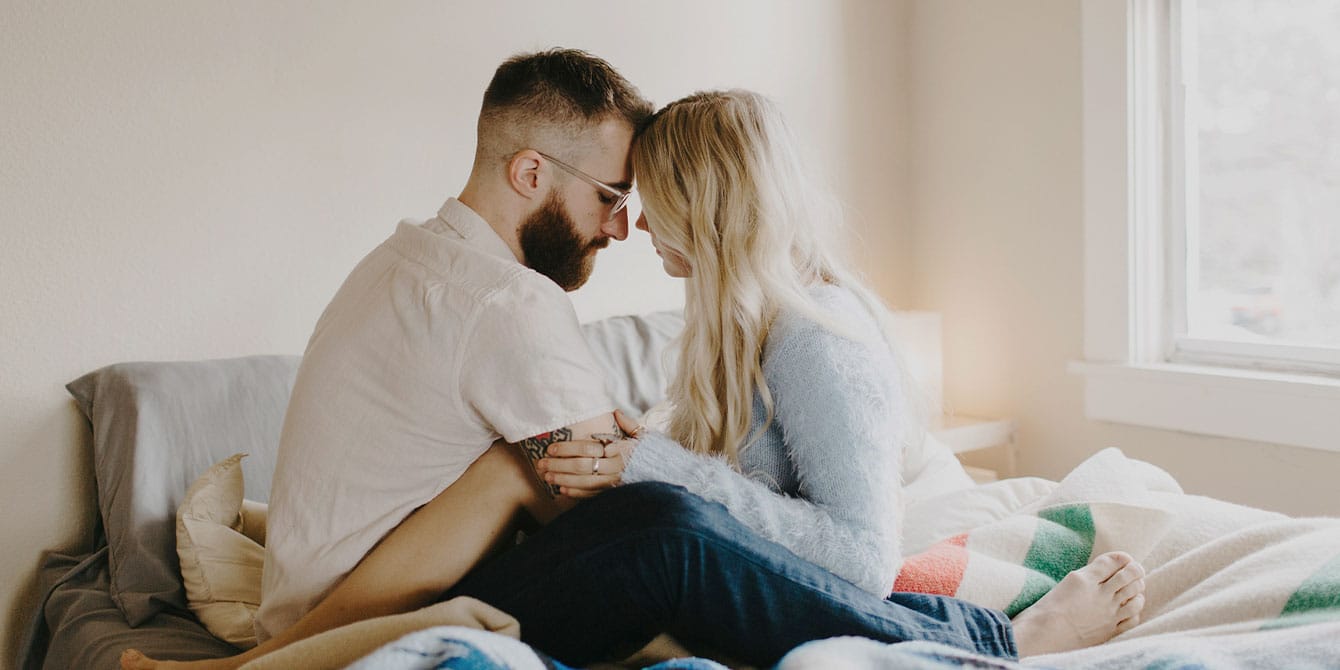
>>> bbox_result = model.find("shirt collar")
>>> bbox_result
[429,198,519,263]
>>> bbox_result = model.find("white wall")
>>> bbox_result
[0,1,911,659]
[906,0,1340,517]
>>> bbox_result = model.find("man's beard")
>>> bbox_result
[518,192,608,291]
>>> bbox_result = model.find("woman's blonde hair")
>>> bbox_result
[632,90,924,462]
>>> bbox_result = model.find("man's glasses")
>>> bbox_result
[536,151,632,222]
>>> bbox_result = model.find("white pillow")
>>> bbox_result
[902,431,977,504]
[176,453,267,648]
[902,476,1058,554]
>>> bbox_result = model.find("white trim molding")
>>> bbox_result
[1071,362,1340,453]
[1075,0,1340,453]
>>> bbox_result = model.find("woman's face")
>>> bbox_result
[636,212,692,278]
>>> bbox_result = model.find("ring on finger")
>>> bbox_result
[592,458,600,476]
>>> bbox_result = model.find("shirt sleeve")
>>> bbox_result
[621,308,907,596]
[460,274,615,443]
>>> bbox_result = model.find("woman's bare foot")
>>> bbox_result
[120,649,241,670]
[1010,551,1147,657]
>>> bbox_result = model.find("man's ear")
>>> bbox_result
[507,150,545,200]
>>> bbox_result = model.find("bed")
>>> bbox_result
[18,310,1340,669]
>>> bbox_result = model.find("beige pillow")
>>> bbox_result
[177,453,268,648]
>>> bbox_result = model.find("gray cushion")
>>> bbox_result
[66,356,300,626]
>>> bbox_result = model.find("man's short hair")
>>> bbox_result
[478,49,653,154]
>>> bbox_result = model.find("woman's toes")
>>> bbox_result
[1114,576,1145,605]
[1117,593,1146,620]
[1115,610,1142,635]
[1112,592,1147,636]
[1102,560,1146,592]
[1081,551,1135,585]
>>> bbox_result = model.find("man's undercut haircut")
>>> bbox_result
[480,48,653,150]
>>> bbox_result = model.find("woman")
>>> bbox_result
[125,91,1144,670]
[538,88,1146,656]
[546,88,926,598]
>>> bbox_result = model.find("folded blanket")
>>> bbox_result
[895,449,1175,616]
[236,597,520,670]
[895,448,1340,641]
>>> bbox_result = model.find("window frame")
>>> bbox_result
[1073,0,1340,454]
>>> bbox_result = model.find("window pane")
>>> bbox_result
[1187,0,1340,350]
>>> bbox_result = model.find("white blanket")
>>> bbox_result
[895,448,1340,667]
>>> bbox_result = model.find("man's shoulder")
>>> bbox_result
[468,269,581,346]
[486,264,571,309]
[371,221,531,310]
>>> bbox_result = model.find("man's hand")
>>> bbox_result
[537,410,643,499]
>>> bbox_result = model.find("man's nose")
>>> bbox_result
[602,209,630,241]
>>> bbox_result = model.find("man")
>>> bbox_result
[125,48,671,670]
[256,48,651,643]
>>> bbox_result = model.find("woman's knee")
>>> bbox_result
[603,482,733,531]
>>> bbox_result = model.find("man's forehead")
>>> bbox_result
[585,119,635,186]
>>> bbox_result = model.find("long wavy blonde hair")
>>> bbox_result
[632,90,923,463]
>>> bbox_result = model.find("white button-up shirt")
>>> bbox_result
[257,198,613,640]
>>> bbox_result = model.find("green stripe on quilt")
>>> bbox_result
[1002,505,1095,617]
[1030,505,1095,581]
[1263,553,1340,630]
[1005,571,1055,617]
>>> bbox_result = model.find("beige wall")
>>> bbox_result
[906,0,1340,517]
[0,1,909,660]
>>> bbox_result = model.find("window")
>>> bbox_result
[1172,0,1340,375]
[1074,0,1340,453]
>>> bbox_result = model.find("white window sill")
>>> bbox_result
[1068,361,1340,454]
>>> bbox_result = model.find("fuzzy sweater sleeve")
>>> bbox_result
[621,305,907,596]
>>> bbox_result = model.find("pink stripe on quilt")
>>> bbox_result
[894,533,969,596]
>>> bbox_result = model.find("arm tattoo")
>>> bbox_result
[514,428,572,497]
[590,419,629,446]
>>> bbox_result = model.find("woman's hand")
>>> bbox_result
[537,410,643,499]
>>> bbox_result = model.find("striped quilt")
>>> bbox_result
[892,449,1340,665]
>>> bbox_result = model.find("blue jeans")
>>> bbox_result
[444,482,1016,667]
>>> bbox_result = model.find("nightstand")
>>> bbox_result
[930,414,1017,483]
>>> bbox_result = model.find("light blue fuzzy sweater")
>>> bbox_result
[621,285,908,596]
